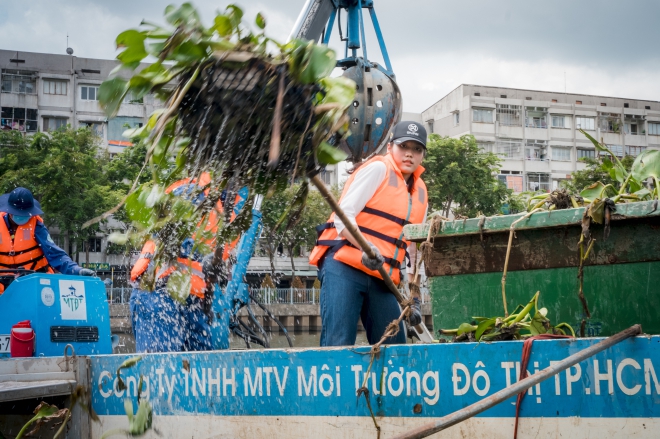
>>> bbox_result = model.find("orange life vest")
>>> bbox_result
[0,212,54,274]
[309,153,428,285]
[130,175,239,299]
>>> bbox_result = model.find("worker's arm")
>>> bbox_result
[34,221,83,275]
[334,161,387,247]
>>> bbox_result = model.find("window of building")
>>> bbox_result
[575,117,595,131]
[527,173,551,192]
[496,104,521,126]
[649,122,660,135]
[626,145,646,157]
[124,90,143,104]
[474,92,480,96]
[1,107,38,132]
[80,85,99,101]
[495,139,523,158]
[577,149,595,159]
[645,105,651,110]
[525,139,548,161]
[525,97,532,100]
[500,95,507,98]
[552,147,571,161]
[81,121,103,136]
[601,145,624,158]
[426,119,434,133]
[497,174,523,192]
[108,117,143,141]
[477,141,494,153]
[576,100,582,105]
[600,103,607,106]
[87,237,102,253]
[452,112,460,126]
[472,108,493,123]
[43,79,68,95]
[624,103,629,108]
[525,107,548,128]
[551,115,572,129]
[43,117,68,132]
[600,116,621,133]
[551,99,558,103]
[1,69,36,94]
[319,169,333,185]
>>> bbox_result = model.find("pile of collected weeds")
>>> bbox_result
[95,3,355,297]
[439,292,575,342]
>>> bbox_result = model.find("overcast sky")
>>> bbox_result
[2,0,659,112]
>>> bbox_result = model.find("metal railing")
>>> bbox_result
[106,286,432,305]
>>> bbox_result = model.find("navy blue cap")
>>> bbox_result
[390,121,427,148]
[0,187,44,216]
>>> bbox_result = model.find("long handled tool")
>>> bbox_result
[310,174,434,343]
[392,324,642,439]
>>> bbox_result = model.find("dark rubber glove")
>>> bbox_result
[78,268,96,277]
[408,297,422,327]
[361,243,384,271]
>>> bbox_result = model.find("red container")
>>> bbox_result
[10,321,34,358]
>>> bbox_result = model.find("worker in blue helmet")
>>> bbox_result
[0,187,95,293]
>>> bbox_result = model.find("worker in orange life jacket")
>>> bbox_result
[0,187,95,294]
[309,121,429,346]
[129,173,243,353]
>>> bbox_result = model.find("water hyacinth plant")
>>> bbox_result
[97,3,355,297]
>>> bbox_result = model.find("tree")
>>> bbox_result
[260,182,335,277]
[423,134,510,218]
[0,128,123,261]
[561,155,635,195]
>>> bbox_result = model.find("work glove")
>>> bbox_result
[361,243,384,271]
[78,268,96,277]
[407,297,422,327]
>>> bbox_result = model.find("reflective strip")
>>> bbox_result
[418,187,425,204]
[388,170,398,188]
[140,252,154,260]
[175,262,205,279]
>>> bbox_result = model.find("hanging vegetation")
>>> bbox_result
[98,3,355,296]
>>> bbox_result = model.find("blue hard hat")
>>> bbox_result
[0,187,44,216]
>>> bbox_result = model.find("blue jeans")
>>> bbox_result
[129,288,212,353]
[319,256,406,346]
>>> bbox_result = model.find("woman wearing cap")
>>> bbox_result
[309,121,429,346]
[0,187,94,293]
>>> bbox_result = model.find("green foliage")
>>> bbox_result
[423,134,510,218]
[16,402,67,439]
[440,292,575,342]
[0,128,123,249]
[98,3,354,283]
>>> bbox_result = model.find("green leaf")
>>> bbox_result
[316,141,348,165]
[118,355,143,372]
[475,317,496,340]
[16,402,65,439]
[170,40,207,63]
[226,4,244,28]
[632,149,660,181]
[214,15,233,37]
[456,322,477,336]
[580,181,608,201]
[294,42,337,84]
[255,12,266,29]
[166,271,192,304]
[116,30,148,66]
[530,310,549,335]
[318,76,356,106]
[587,198,606,224]
[165,2,201,26]
[633,188,652,199]
[98,77,129,118]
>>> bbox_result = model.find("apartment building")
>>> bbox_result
[419,84,660,192]
[0,49,166,157]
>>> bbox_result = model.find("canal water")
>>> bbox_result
[113,331,370,354]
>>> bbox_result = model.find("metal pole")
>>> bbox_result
[392,324,642,439]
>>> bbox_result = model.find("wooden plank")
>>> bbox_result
[0,379,76,402]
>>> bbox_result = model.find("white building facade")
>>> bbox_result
[418,84,660,192]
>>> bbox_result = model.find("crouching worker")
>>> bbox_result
[129,174,240,353]
[0,187,94,294]
[309,121,429,346]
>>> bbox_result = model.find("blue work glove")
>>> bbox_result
[361,243,384,271]
[78,268,96,277]
[407,297,422,327]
